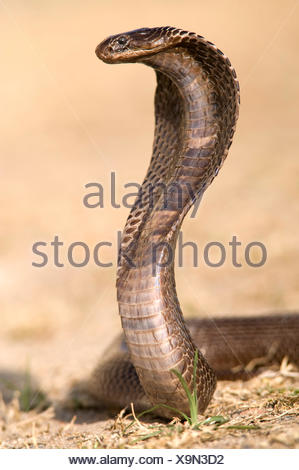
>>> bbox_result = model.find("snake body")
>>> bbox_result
[90,27,299,418]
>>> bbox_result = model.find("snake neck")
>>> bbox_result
[116,42,239,417]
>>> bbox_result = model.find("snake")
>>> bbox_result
[88,27,299,419]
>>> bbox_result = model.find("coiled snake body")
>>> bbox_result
[90,27,299,418]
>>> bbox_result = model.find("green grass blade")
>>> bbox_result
[202,415,229,426]
[171,353,200,427]
[137,403,191,424]
[193,349,198,398]
[171,369,194,405]
[126,350,202,428]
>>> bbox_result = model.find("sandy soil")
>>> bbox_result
[0,0,298,448]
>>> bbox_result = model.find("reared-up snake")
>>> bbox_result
[89,27,299,418]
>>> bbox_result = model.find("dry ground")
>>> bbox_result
[0,0,298,449]
[1,366,299,448]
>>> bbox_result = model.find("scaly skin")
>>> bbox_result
[89,27,298,419]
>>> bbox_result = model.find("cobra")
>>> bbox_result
[88,27,299,419]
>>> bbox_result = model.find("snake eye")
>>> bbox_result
[116,36,128,46]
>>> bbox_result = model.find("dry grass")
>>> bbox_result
[1,364,298,449]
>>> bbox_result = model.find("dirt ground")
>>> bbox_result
[1,0,298,449]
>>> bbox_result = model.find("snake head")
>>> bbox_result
[95,27,183,64]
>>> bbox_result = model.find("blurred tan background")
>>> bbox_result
[1,0,298,400]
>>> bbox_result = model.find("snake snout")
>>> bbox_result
[95,40,109,62]
[95,36,121,64]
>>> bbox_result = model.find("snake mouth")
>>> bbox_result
[95,41,168,64]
